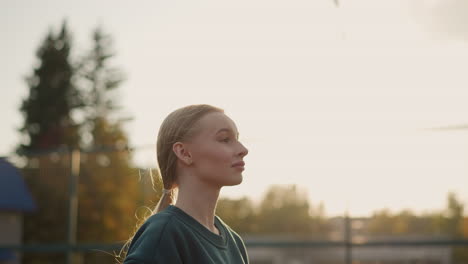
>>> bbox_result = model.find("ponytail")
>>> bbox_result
[153,188,177,214]
[118,104,223,263]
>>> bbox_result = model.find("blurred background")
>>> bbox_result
[1,0,468,263]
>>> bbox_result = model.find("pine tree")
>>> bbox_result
[75,27,143,263]
[19,21,81,153]
[19,21,81,264]
[18,23,151,264]
[78,27,125,126]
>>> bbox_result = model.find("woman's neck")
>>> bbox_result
[174,181,221,235]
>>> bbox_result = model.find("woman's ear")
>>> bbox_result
[173,142,193,165]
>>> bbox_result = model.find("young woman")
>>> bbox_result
[123,104,249,264]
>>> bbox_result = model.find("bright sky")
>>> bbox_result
[2,0,468,216]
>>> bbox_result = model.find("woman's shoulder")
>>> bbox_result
[124,210,183,263]
[128,211,176,248]
[141,210,175,233]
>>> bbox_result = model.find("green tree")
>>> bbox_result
[445,192,464,237]
[368,209,394,235]
[20,21,81,264]
[256,185,328,237]
[19,23,140,264]
[216,197,257,234]
[77,26,125,128]
[75,26,141,263]
[19,21,80,153]
[443,192,467,263]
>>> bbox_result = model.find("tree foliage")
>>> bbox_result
[75,26,139,263]
[368,192,465,237]
[367,192,467,263]
[19,22,140,264]
[20,21,79,264]
[19,21,80,153]
[77,27,125,125]
[217,185,329,238]
[216,197,257,234]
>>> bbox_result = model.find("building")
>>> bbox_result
[0,158,36,264]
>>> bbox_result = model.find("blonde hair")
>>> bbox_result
[154,104,224,213]
[117,104,223,263]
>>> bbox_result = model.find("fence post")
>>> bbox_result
[344,212,352,264]
[66,149,80,264]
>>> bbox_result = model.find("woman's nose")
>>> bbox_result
[238,143,248,157]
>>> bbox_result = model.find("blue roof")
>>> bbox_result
[0,249,16,261]
[0,158,36,212]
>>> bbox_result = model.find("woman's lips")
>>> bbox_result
[232,161,245,167]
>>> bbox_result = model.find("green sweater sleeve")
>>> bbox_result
[124,215,183,264]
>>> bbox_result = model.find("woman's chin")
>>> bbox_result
[226,174,243,186]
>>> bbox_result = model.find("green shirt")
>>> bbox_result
[124,205,249,264]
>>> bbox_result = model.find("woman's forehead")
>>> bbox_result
[197,112,238,135]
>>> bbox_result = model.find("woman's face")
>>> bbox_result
[186,112,249,188]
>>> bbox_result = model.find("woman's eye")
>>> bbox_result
[222,138,230,143]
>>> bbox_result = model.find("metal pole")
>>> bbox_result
[344,212,351,264]
[66,149,80,264]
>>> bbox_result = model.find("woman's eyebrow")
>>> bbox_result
[216,128,240,138]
